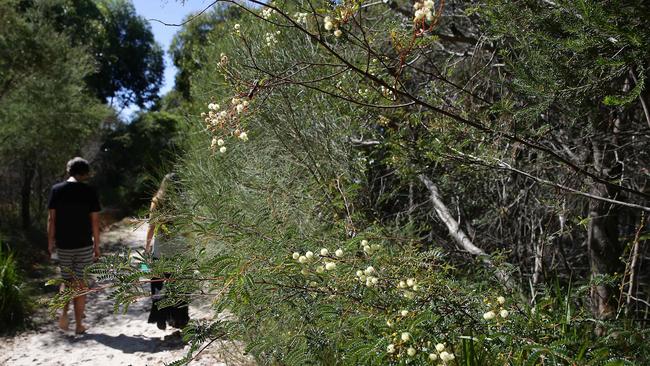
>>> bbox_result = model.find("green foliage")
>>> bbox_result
[0,243,31,333]
[96,111,183,211]
[78,0,649,364]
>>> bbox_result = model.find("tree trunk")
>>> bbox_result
[21,163,35,230]
[418,174,518,290]
[587,115,624,320]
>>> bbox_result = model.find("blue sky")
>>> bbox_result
[132,0,214,96]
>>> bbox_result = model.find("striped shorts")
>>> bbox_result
[58,246,94,282]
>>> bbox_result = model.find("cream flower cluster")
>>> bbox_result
[360,239,381,255]
[428,342,455,363]
[323,16,343,37]
[413,0,435,23]
[265,31,280,47]
[380,85,395,99]
[201,98,251,153]
[294,12,309,25]
[387,332,456,362]
[483,295,509,320]
[355,266,379,287]
[397,279,417,300]
[261,7,275,20]
[233,23,241,35]
[292,247,343,273]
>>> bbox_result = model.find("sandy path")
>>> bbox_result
[0,220,253,366]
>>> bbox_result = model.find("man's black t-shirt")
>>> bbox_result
[48,181,101,249]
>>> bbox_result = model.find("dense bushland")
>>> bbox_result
[69,0,650,364]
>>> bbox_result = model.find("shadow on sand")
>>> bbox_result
[74,332,185,353]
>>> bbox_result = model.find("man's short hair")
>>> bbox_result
[66,157,90,177]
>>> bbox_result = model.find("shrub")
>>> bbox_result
[0,243,30,333]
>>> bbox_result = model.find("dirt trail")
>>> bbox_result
[0,220,253,366]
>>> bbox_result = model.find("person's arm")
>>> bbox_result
[47,209,56,254]
[145,200,157,254]
[91,212,100,260]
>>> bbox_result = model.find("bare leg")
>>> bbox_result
[58,284,70,330]
[73,294,87,334]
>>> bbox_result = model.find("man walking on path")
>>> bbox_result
[47,157,101,334]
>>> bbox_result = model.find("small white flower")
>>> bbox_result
[483,311,496,320]
[400,310,408,317]
[439,351,455,362]
[500,309,509,318]
[323,16,333,30]
[398,280,407,289]
[364,266,375,275]
[412,284,420,291]
[387,344,395,353]
[325,262,336,270]
[236,103,245,113]
[334,29,342,37]
[371,277,379,285]
[234,23,240,30]
[217,139,225,146]
[298,255,307,264]
[238,132,248,141]
[355,270,363,277]
[305,251,314,260]
[335,248,343,257]
[435,343,445,352]
[208,103,219,110]
[497,296,506,305]
[292,252,300,260]
[219,146,227,154]
[360,239,368,246]
[406,278,416,287]
[429,353,438,361]
[320,248,329,256]
[401,332,410,342]
[407,347,416,356]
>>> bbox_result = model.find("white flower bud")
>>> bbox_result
[406,278,416,287]
[360,239,368,246]
[236,103,245,113]
[387,344,395,353]
[305,251,314,260]
[371,277,379,285]
[238,132,248,141]
[217,139,225,146]
[335,248,343,257]
[401,332,410,342]
[298,255,307,264]
[320,248,329,256]
[334,29,342,37]
[398,280,407,289]
[435,343,445,352]
[400,310,408,316]
[439,351,454,362]
[364,266,375,275]
[429,353,438,360]
[325,262,336,270]
[500,309,509,318]
[407,347,416,356]
[483,311,496,320]
[412,284,419,291]
[292,252,300,260]
[355,270,363,277]
[497,296,506,305]
[219,146,227,154]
